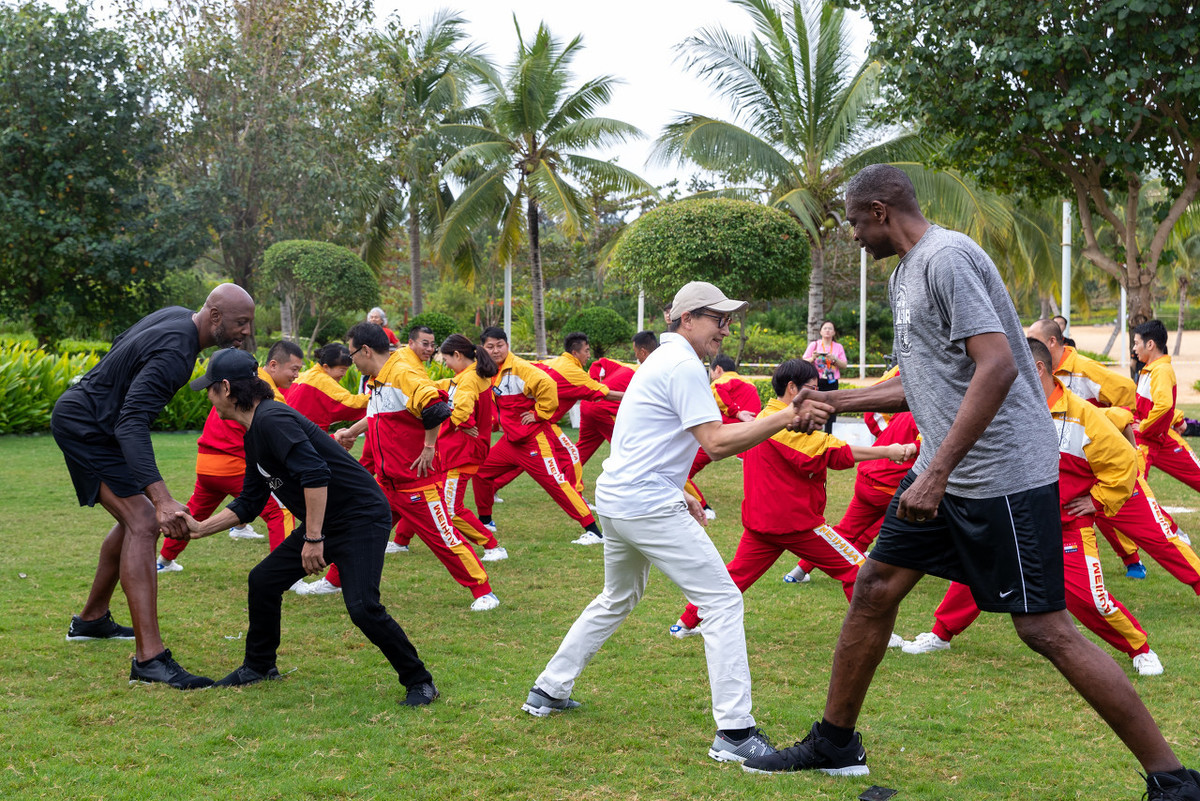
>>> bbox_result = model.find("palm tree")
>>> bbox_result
[654,0,1009,339]
[361,11,493,316]
[1165,204,1200,355]
[434,19,654,356]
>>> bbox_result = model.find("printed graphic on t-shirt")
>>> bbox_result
[893,282,912,357]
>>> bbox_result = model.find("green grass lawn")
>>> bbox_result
[3,426,1200,800]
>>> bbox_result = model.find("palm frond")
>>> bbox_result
[544,117,644,153]
[526,160,594,238]
[560,155,658,197]
[651,115,796,183]
[434,165,513,264]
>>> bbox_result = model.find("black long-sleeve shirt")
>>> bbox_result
[52,307,200,490]
[226,400,388,534]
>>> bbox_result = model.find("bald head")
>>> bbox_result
[197,282,255,349]
[1027,318,1065,367]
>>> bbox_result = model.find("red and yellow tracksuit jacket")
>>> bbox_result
[437,364,495,470]
[741,398,856,534]
[862,366,901,437]
[858,411,920,491]
[1134,354,1177,448]
[257,367,288,403]
[537,352,610,424]
[712,370,762,424]
[1050,380,1136,529]
[1054,345,1135,408]
[286,365,368,431]
[396,345,428,377]
[492,352,559,442]
[365,351,449,491]
[586,358,635,420]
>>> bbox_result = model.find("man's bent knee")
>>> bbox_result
[847,560,919,617]
[1011,610,1079,657]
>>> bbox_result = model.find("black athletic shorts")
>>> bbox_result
[51,402,142,507]
[868,471,1066,614]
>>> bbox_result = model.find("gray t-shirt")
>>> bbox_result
[889,225,1058,498]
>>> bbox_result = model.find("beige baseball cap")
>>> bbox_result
[669,281,748,321]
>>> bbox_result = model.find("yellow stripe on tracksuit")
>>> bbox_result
[419,486,489,587]
[534,431,591,518]
[1080,527,1147,652]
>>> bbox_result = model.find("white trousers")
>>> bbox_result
[535,501,755,730]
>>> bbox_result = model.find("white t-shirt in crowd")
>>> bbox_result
[594,332,721,518]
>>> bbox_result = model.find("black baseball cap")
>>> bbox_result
[190,347,259,390]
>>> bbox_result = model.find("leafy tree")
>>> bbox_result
[124,0,378,302]
[848,0,1200,328]
[0,1,206,345]
[607,198,810,362]
[261,240,379,351]
[653,0,929,340]
[407,310,459,346]
[561,307,633,358]
[435,20,655,357]
[360,11,494,315]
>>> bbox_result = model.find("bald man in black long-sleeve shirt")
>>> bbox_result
[54,283,254,689]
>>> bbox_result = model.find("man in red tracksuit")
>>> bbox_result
[157,341,305,575]
[334,323,499,612]
[473,327,604,546]
[669,359,913,640]
[686,353,762,517]
[1133,319,1200,493]
[576,331,658,466]
[902,338,1161,676]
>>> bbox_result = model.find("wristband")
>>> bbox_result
[302,535,326,544]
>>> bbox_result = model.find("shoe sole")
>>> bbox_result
[67,634,136,642]
[708,748,749,763]
[742,764,870,777]
[521,701,580,717]
[128,678,213,691]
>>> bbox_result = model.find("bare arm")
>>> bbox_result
[690,406,798,461]
[790,378,909,432]
[850,442,916,463]
[177,505,241,539]
[334,417,369,449]
[896,332,1016,522]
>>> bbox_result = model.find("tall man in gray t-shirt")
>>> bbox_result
[743,165,1200,801]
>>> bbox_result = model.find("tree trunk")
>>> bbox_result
[409,201,423,316]
[806,238,826,341]
[1175,280,1189,356]
[279,292,297,344]
[527,196,547,357]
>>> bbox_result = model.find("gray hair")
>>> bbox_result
[368,307,387,325]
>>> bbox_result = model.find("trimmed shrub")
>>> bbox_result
[0,342,100,434]
[561,307,633,357]
[407,311,459,347]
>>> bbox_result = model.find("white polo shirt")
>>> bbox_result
[594,332,721,518]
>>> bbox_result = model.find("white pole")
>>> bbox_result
[1119,285,1128,370]
[637,287,645,332]
[859,246,867,380]
[1061,200,1072,333]
[503,262,512,338]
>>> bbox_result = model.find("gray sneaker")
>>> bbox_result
[521,685,582,717]
[709,728,776,763]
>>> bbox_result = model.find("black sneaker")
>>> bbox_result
[66,611,135,641]
[742,721,869,776]
[129,649,214,690]
[1147,769,1200,800]
[214,664,282,687]
[401,681,439,706]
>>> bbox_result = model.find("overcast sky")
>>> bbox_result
[374,0,872,188]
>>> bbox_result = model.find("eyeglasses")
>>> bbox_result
[692,309,734,328]
[349,345,365,357]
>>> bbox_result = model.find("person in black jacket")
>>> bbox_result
[177,348,438,706]
[54,284,254,689]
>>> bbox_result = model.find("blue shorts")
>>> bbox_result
[868,471,1066,614]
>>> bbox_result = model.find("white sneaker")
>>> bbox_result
[482,521,498,534]
[669,619,700,639]
[887,632,907,648]
[571,531,604,546]
[229,524,264,540]
[384,542,409,554]
[301,578,341,596]
[288,579,309,594]
[783,566,810,584]
[494,496,504,504]
[902,632,951,654]
[481,546,509,562]
[703,507,717,521]
[1133,650,1164,676]
[156,556,182,573]
[470,592,500,612]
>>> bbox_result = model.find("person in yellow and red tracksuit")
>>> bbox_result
[1133,319,1200,494]
[902,338,1162,676]
[685,353,762,519]
[1027,318,1147,574]
[669,358,915,639]
[156,341,306,576]
[491,332,627,498]
[379,325,437,551]
[576,331,658,467]
[431,334,508,562]
[1093,405,1200,594]
[285,342,369,594]
[334,322,499,612]
[474,327,605,546]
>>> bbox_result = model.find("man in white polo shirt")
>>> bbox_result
[521,281,805,764]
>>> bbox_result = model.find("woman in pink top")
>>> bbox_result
[803,320,848,433]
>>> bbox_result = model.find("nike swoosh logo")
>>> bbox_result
[857,750,866,761]
[999,590,1014,599]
